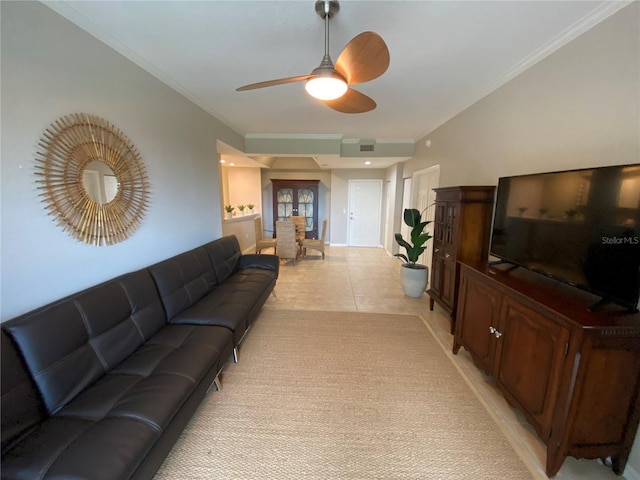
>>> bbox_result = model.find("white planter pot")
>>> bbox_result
[224,212,232,220]
[400,263,429,298]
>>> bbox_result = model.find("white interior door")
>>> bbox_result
[411,166,440,269]
[348,180,383,247]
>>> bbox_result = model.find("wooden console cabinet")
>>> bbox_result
[427,186,495,332]
[454,262,640,477]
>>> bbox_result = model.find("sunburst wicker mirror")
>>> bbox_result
[35,113,150,246]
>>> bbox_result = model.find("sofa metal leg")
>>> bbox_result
[272,289,277,298]
[233,347,238,363]
[207,374,222,393]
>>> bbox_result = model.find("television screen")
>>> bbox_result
[491,164,640,311]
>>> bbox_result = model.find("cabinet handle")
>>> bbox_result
[489,326,503,338]
[434,248,440,253]
[445,253,451,259]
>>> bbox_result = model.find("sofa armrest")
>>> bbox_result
[238,254,280,277]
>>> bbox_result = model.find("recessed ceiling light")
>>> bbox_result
[365,161,371,165]
[219,159,226,164]
[229,163,235,167]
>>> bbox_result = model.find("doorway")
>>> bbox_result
[411,165,440,269]
[348,179,383,247]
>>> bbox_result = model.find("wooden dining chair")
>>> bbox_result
[275,221,298,264]
[302,219,328,259]
[254,217,277,254]
[290,215,306,256]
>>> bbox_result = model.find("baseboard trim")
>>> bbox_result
[625,464,640,480]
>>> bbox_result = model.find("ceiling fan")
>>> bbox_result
[236,0,390,114]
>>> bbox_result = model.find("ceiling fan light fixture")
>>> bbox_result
[305,74,348,100]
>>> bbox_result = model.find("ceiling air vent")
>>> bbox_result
[360,144,375,152]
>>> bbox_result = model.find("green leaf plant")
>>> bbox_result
[394,208,433,268]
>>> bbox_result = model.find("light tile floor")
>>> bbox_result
[262,245,631,480]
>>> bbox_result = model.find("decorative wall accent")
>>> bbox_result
[35,113,150,246]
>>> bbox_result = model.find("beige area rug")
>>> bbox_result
[154,311,534,480]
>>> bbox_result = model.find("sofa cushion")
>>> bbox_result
[1,415,159,480]
[0,331,47,454]
[149,247,217,321]
[116,269,167,341]
[2,272,167,416]
[170,294,249,343]
[170,266,277,342]
[3,300,107,415]
[0,325,232,480]
[203,236,241,283]
[226,267,278,326]
[76,282,146,371]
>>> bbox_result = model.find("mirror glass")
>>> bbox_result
[82,160,119,203]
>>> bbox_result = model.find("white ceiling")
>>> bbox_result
[45,1,626,169]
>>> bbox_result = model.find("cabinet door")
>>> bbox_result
[433,202,446,247]
[440,258,457,310]
[295,185,317,238]
[272,180,319,239]
[430,253,444,298]
[443,202,458,254]
[274,185,294,221]
[455,272,501,374]
[495,298,570,438]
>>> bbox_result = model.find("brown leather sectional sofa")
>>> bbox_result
[1,235,279,479]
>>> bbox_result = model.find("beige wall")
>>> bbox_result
[223,166,263,215]
[0,2,244,320]
[403,3,639,187]
[222,215,260,253]
[219,167,263,251]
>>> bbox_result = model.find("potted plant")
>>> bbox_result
[237,204,246,215]
[247,203,255,214]
[394,208,432,298]
[224,205,234,219]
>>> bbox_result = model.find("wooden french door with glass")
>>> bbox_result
[271,179,319,239]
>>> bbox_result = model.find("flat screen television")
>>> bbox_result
[490,164,640,312]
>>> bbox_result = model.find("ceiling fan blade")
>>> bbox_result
[236,74,312,92]
[334,31,390,85]
[323,87,376,114]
